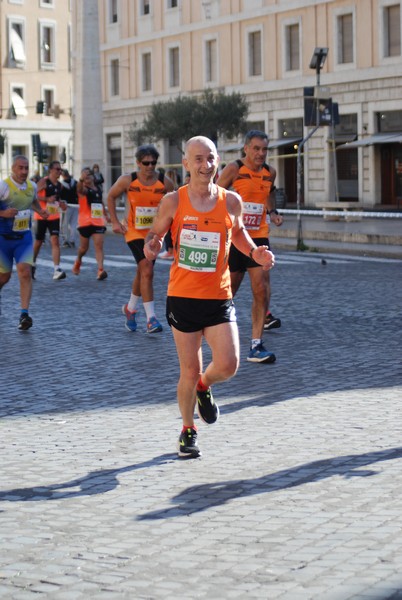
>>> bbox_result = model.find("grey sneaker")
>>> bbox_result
[53,268,66,280]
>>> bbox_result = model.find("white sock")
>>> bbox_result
[251,338,261,349]
[143,301,155,320]
[127,294,140,312]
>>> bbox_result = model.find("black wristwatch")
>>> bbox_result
[268,209,279,216]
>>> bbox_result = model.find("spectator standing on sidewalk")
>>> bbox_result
[217,130,283,364]
[0,155,48,330]
[92,164,104,192]
[107,144,174,333]
[72,168,110,281]
[144,135,275,458]
[60,169,78,248]
[32,160,67,281]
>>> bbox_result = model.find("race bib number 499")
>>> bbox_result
[178,230,220,272]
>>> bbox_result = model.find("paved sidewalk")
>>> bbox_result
[1,236,402,599]
[270,214,402,258]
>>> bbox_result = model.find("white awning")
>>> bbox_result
[10,28,26,64]
[328,134,357,144]
[269,137,302,149]
[11,91,28,116]
[217,143,242,153]
[338,133,402,148]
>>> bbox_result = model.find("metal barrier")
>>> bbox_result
[279,209,402,218]
[66,205,402,219]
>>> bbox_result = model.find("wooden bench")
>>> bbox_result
[315,202,363,222]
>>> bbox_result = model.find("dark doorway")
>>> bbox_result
[381,144,402,208]
[336,146,358,200]
[283,145,298,204]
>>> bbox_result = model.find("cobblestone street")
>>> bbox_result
[1,234,402,599]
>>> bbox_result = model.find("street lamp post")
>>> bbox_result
[309,47,329,129]
[296,47,329,251]
[309,47,328,85]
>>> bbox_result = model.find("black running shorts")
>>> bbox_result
[229,237,271,273]
[166,296,237,333]
[77,225,106,238]
[35,219,60,241]
[127,238,155,265]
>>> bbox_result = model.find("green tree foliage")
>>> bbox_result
[129,90,249,150]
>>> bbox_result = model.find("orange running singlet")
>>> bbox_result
[77,187,106,227]
[232,160,274,238]
[168,185,233,300]
[125,173,166,242]
[34,178,62,222]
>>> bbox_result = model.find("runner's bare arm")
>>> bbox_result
[31,198,48,219]
[216,161,240,190]
[144,191,178,260]
[107,174,132,234]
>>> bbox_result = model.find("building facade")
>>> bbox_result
[0,0,73,178]
[98,0,402,208]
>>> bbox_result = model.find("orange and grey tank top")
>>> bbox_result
[125,172,166,242]
[35,178,62,221]
[168,185,233,300]
[232,160,275,238]
[77,186,106,228]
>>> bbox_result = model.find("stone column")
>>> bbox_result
[71,0,104,175]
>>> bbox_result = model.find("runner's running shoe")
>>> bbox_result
[159,250,174,260]
[264,312,281,331]
[18,313,33,331]
[177,427,201,458]
[147,316,163,333]
[122,304,137,332]
[97,269,108,280]
[72,260,81,275]
[197,387,219,424]
[247,343,276,364]
[53,268,66,280]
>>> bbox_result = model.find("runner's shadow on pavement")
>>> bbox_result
[0,453,176,502]
[219,393,280,415]
[136,446,402,520]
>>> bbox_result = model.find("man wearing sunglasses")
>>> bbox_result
[107,144,174,333]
